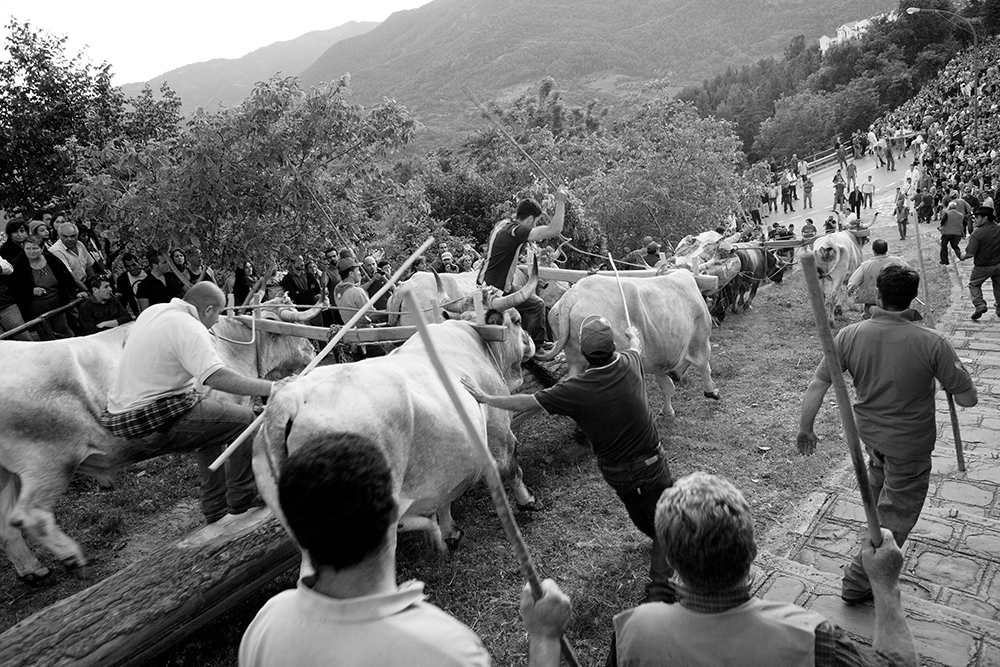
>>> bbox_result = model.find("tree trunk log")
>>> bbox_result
[0,508,297,667]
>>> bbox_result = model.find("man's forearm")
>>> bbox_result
[205,367,273,397]
[478,393,542,413]
[527,637,562,667]
[872,582,917,666]
[799,376,830,432]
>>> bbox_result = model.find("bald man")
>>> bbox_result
[103,283,273,523]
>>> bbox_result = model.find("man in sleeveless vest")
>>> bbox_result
[478,189,566,349]
[609,472,917,667]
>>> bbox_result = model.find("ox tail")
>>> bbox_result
[533,301,570,362]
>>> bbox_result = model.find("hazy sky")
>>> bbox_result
[3,0,432,84]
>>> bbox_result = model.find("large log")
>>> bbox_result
[0,508,297,667]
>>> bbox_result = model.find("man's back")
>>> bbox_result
[479,219,530,291]
[239,582,489,667]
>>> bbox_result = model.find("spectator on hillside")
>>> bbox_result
[939,201,966,266]
[280,254,323,326]
[115,252,147,317]
[832,170,847,213]
[1,220,28,263]
[79,274,132,335]
[623,236,655,267]
[846,161,858,190]
[801,219,817,240]
[0,254,35,341]
[916,188,935,225]
[960,206,1000,320]
[186,246,217,284]
[28,220,53,249]
[48,222,96,293]
[15,235,83,340]
[608,472,918,667]
[137,249,186,311]
[848,185,863,221]
[861,175,875,209]
[802,174,814,209]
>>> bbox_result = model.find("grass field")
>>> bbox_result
[0,217,955,666]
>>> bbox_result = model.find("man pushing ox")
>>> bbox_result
[463,316,677,603]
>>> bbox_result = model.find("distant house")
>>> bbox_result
[819,11,897,53]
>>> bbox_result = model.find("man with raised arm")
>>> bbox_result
[239,433,571,667]
[464,317,676,603]
[478,189,567,348]
[608,472,918,666]
[798,265,976,604]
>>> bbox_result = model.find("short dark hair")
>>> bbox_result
[87,274,110,292]
[279,433,396,570]
[515,198,543,221]
[146,249,165,267]
[5,220,27,237]
[877,264,919,310]
[377,259,391,269]
[871,239,888,255]
[122,252,138,264]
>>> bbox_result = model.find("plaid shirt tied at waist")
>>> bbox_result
[100,391,202,438]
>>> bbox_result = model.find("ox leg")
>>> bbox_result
[701,361,721,401]
[8,468,88,576]
[497,437,540,511]
[397,514,449,554]
[0,467,51,583]
[438,503,464,550]
[654,373,677,419]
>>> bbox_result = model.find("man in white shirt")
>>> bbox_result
[48,222,95,291]
[103,283,273,523]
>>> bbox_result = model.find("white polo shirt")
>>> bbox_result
[107,298,224,413]
[48,239,95,282]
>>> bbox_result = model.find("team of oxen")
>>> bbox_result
[0,230,866,586]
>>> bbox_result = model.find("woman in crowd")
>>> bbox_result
[16,235,83,339]
[1,220,28,262]
[28,221,53,248]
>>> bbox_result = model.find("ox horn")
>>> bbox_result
[488,256,538,312]
[432,269,472,314]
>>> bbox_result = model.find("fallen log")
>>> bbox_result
[0,508,297,667]
[233,315,506,342]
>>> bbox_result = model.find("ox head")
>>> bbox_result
[814,245,838,279]
[765,248,790,284]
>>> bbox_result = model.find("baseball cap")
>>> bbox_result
[440,251,454,261]
[579,315,615,361]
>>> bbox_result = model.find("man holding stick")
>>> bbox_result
[478,189,567,349]
[798,265,976,603]
[463,317,677,603]
[239,433,572,667]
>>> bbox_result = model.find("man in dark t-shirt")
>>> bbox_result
[136,250,186,311]
[960,206,1000,319]
[478,189,566,347]
[462,315,675,603]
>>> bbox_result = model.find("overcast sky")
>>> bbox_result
[3,0,432,84]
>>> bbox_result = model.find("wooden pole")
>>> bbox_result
[607,253,633,329]
[912,221,966,471]
[800,251,882,547]
[460,84,559,190]
[0,297,86,341]
[402,291,581,667]
[208,237,435,472]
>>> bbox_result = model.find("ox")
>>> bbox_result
[535,269,719,418]
[809,230,865,325]
[719,245,788,314]
[385,271,477,326]
[0,319,314,582]
[253,274,540,553]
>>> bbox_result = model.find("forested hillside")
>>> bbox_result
[297,0,897,132]
[121,22,377,112]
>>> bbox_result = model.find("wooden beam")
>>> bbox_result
[526,265,718,293]
[0,509,297,667]
[232,316,506,342]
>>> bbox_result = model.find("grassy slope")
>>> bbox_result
[1,216,955,665]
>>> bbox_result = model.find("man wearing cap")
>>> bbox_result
[959,207,1000,320]
[639,243,662,268]
[847,239,908,320]
[334,257,386,359]
[463,317,676,603]
[478,189,567,349]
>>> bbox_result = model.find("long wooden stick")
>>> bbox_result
[208,237,435,472]
[912,222,966,471]
[461,84,559,190]
[402,291,580,667]
[0,296,86,341]
[607,253,633,329]
[800,251,882,547]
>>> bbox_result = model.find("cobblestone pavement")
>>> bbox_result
[752,215,1000,666]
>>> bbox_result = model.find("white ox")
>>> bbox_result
[254,275,540,552]
[0,319,314,583]
[809,230,865,325]
[385,271,477,326]
[535,269,719,417]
